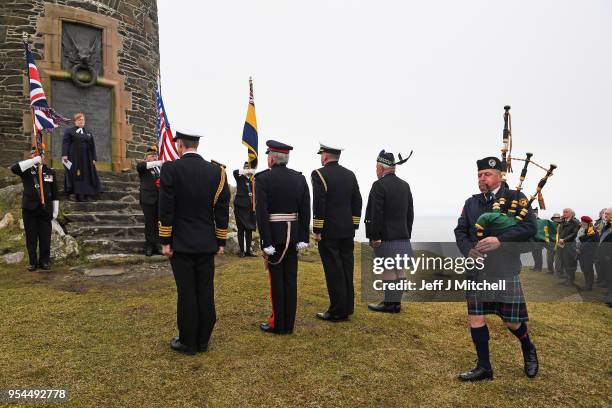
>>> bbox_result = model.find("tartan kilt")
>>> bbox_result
[466,275,529,322]
[373,239,413,259]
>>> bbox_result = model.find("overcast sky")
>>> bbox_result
[158,0,611,220]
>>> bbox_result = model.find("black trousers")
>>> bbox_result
[546,244,555,272]
[531,242,544,270]
[22,207,52,266]
[141,202,159,247]
[267,246,298,333]
[170,252,216,349]
[236,218,253,254]
[578,253,595,289]
[318,237,355,317]
[561,244,578,282]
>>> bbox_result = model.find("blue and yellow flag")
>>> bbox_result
[242,77,258,169]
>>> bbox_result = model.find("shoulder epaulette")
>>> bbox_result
[211,159,226,169]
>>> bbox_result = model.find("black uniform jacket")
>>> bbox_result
[454,185,537,278]
[11,162,58,213]
[255,164,310,248]
[311,161,362,239]
[158,153,230,253]
[365,173,413,241]
[136,161,160,206]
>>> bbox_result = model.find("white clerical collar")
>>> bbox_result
[76,127,84,134]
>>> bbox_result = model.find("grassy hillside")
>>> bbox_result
[0,253,609,407]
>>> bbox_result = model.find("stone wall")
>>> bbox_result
[0,0,160,170]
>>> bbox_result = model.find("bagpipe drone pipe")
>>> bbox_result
[475,106,557,247]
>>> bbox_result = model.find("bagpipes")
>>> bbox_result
[475,106,557,238]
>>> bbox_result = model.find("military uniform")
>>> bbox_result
[11,150,59,270]
[454,156,538,382]
[232,163,257,256]
[158,132,230,354]
[312,143,362,320]
[136,146,162,256]
[365,150,414,313]
[256,140,310,334]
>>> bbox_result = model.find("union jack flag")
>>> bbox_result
[156,81,178,162]
[24,42,69,134]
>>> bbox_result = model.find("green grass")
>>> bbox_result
[0,253,610,407]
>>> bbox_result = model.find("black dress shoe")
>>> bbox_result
[259,323,279,334]
[523,345,539,378]
[239,251,246,258]
[145,247,153,257]
[245,252,257,257]
[27,264,37,272]
[316,311,348,322]
[197,343,208,353]
[39,263,50,271]
[367,302,400,313]
[458,366,494,382]
[170,337,196,355]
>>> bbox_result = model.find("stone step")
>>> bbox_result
[61,200,143,213]
[81,237,147,254]
[54,169,140,183]
[63,212,145,224]
[67,223,145,238]
[100,180,141,191]
[98,190,140,202]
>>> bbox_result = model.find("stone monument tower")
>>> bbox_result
[0,0,161,171]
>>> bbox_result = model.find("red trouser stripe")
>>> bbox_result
[267,271,275,328]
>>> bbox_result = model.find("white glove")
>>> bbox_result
[146,160,163,169]
[52,200,59,219]
[296,242,309,250]
[263,245,276,256]
[18,156,42,172]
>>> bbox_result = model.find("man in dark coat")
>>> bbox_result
[557,208,580,285]
[365,150,413,314]
[454,156,538,382]
[136,145,162,257]
[159,131,230,355]
[596,208,612,306]
[11,146,59,271]
[256,140,311,335]
[61,112,101,201]
[312,143,362,321]
[232,162,257,257]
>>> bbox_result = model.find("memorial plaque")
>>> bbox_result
[51,80,112,165]
[61,22,103,76]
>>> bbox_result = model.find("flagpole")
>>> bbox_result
[24,31,45,207]
[248,76,256,211]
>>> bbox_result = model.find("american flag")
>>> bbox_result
[24,42,69,134]
[156,82,178,162]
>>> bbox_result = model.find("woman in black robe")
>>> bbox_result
[62,112,101,201]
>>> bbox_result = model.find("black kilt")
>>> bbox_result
[466,275,529,322]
